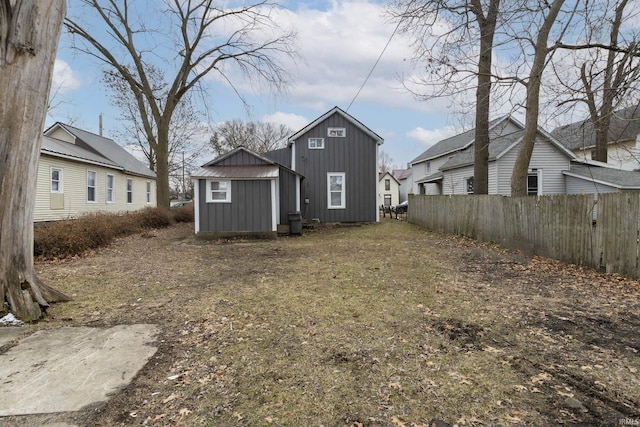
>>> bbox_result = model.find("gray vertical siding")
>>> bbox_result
[278,167,299,224]
[218,150,271,166]
[198,179,272,232]
[294,112,378,222]
[264,147,292,168]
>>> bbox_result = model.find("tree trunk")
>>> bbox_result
[155,120,171,208]
[472,0,500,195]
[0,0,70,321]
[511,0,565,197]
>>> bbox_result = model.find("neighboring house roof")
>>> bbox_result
[392,168,412,180]
[437,121,575,172]
[379,171,400,185]
[415,171,443,184]
[564,162,640,190]
[288,106,384,145]
[44,122,156,179]
[410,115,516,165]
[551,105,640,150]
[41,135,122,170]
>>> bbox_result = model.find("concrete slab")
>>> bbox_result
[0,324,158,417]
[0,327,25,348]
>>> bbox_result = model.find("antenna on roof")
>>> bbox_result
[99,113,103,136]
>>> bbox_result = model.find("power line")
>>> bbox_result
[346,15,404,112]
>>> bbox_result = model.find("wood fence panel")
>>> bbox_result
[408,193,640,279]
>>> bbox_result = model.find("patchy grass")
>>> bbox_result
[28,219,640,426]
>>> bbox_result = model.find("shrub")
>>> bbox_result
[172,203,194,223]
[34,207,178,259]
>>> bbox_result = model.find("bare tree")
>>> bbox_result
[378,150,396,175]
[209,120,292,156]
[389,0,504,194]
[511,0,569,196]
[1,0,70,321]
[552,0,640,163]
[65,0,296,207]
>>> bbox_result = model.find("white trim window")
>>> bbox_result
[207,180,231,203]
[466,177,474,194]
[51,168,63,193]
[327,173,345,209]
[126,178,133,204]
[87,170,97,202]
[308,137,324,149]
[328,127,346,137]
[146,181,152,204]
[106,174,115,203]
[528,170,540,195]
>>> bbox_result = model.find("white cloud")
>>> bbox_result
[51,59,84,94]
[406,126,457,148]
[262,111,309,131]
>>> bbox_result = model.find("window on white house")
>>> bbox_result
[106,174,115,203]
[146,181,152,204]
[527,172,539,195]
[309,137,324,149]
[207,180,231,203]
[51,168,63,193]
[384,194,392,207]
[328,127,346,137]
[466,177,474,194]
[87,170,97,202]
[127,178,133,204]
[328,173,345,209]
[385,179,390,191]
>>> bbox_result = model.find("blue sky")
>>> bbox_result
[47,0,474,168]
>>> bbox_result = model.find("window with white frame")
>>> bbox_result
[146,181,152,204]
[126,178,133,204]
[327,173,345,209]
[87,170,97,202]
[384,194,392,207]
[207,180,231,203]
[328,127,346,137]
[106,174,115,203]
[385,179,390,191]
[51,168,63,193]
[308,137,324,149]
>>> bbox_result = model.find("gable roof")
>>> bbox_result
[288,106,384,145]
[379,171,400,185]
[44,123,156,179]
[564,162,640,189]
[195,146,303,179]
[551,105,640,151]
[392,168,412,180]
[41,135,122,170]
[410,115,519,165]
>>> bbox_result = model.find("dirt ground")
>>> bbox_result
[22,220,640,425]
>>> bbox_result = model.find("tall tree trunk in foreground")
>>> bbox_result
[0,0,70,321]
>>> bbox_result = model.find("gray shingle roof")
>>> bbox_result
[551,105,640,150]
[564,163,640,189]
[46,123,156,179]
[410,115,516,164]
[440,129,525,170]
[41,135,121,169]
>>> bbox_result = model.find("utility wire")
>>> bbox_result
[346,14,404,112]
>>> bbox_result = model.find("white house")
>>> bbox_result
[378,172,400,208]
[35,123,156,222]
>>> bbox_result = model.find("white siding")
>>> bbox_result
[378,173,401,206]
[573,139,639,171]
[443,165,474,195]
[497,138,571,195]
[35,155,156,222]
[565,175,617,195]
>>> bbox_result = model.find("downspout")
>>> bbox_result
[193,179,200,233]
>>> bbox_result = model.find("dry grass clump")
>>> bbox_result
[34,207,190,259]
[172,203,194,223]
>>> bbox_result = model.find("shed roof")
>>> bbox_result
[392,168,412,180]
[191,165,280,180]
[551,105,640,150]
[563,162,640,189]
[415,171,443,184]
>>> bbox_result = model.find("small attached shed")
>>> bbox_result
[192,147,303,238]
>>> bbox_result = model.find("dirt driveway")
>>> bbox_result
[28,220,640,425]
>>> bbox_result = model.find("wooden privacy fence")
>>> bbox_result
[408,192,640,279]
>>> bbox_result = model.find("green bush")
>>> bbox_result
[34,207,186,260]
